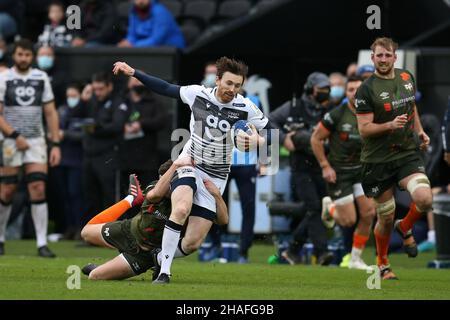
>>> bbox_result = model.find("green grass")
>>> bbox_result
[0,240,449,300]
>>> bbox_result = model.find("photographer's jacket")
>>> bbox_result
[269,94,327,172]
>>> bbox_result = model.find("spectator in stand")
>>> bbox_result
[37,1,73,48]
[72,0,117,47]
[117,0,185,49]
[36,45,67,107]
[328,72,346,107]
[119,76,168,197]
[57,83,85,239]
[0,38,11,72]
[346,62,358,78]
[356,64,375,80]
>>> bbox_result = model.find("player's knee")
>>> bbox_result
[342,216,356,227]
[414,194,433,213]
[360,205,376,222]
[88,269,103,280]
[80,227,92,243]
[183,239,202,253]
[172,203,191,220]
[26,172,47,200]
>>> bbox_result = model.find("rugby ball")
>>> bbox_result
[232,120,252,150]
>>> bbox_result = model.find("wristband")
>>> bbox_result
[8,130,20,139]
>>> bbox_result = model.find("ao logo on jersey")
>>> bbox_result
[204,114,231,141]
[15,86,36,106]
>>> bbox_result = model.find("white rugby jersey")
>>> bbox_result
[0,67,54,138]
[179,85,268,179]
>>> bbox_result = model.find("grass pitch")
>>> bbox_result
[0,240,449,300]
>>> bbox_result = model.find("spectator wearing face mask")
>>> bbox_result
[55,84,86,239]
[36,45,67,107]
[329,72,346,108]
[269,72,334,266]
[201,61,218,88]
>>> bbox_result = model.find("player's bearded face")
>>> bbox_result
[13,48,33,72]
[372,46,396,76]
[216,72,244,103]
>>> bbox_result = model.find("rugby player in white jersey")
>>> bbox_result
[113,57,271,283]
[0,39,61,257]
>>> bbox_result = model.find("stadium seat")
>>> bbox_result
[212,0,251,24]
[180,22,202,46]
[160,0,183,19]
[179,0,217,29]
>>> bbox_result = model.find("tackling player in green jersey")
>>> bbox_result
[80,157,228,280]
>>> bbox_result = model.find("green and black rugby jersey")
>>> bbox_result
[321,103,362,169]
[130,182,171,249]
[355,68,418,163]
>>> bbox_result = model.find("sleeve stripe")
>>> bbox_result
[356,112,373,116]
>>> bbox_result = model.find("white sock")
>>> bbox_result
[31,202,48,248]
[158,238,189,264]
[0,202,12,243]
[124,195,134,206]
[428,230,436,243]
[351,247,363,260]
[159,220,183,276]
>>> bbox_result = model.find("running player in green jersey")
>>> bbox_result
[80,157,228,280]
[355,37,432,280]
[311,76,375,271]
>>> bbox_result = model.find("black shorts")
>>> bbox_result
[327,167,363,200]
[361,152,426,198]
[101,220,155,275]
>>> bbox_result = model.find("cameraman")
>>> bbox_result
[269,72,333,265]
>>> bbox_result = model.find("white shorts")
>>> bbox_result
[192,167,228,213]
[2,137,47,167]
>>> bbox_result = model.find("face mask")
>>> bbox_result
[315,91,330,104]
[330,86,345,100]
[202,73,216,88]
[67,97,80,108]
[37,55,54,70]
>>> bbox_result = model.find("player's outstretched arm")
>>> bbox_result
[113,61,180,99]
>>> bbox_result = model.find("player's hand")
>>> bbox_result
[49,146,61,167]
[418,130,430,151]
[444,152,450,166]
[204,179,220,197]
[113,62,135,77]
[236,124,262,151]
[322,165,336,184]
[389,114,408,130]
[283,131,296,151]
[174,155,194,168]
[15,135,30,151]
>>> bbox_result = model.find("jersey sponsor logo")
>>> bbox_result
[379,92,390,100]
[391,96,415,107]
[205,114,231,137]
[384,103,392,112]
[232,103,246,107]
[103,227,110,237]
[15,86,36,106]
[404,83,413,91]
[400,72,410,81]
